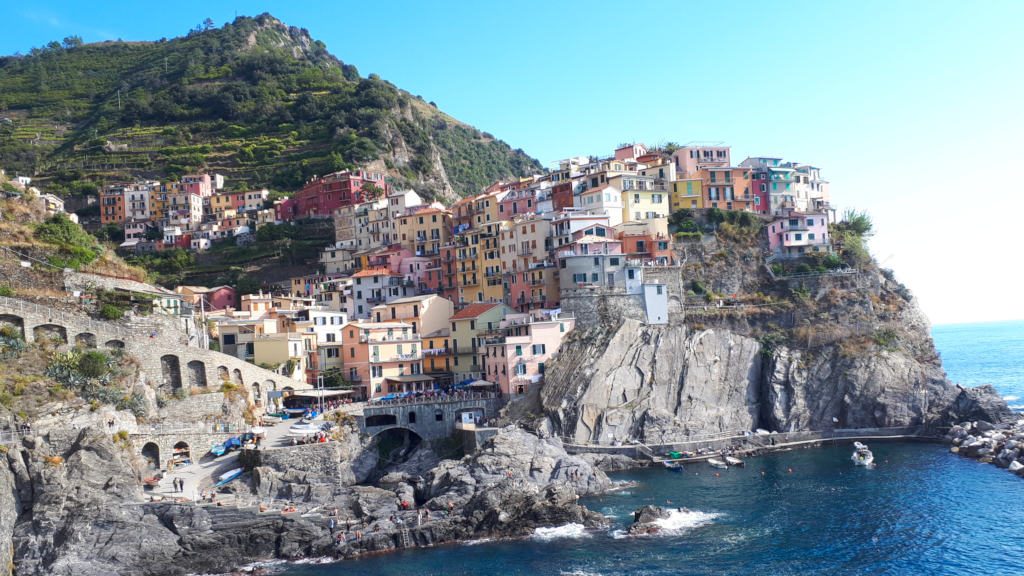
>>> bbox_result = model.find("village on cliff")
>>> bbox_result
[7,142,834,406]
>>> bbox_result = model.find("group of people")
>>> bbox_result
[291,430,330,445]
[169,477,185,492]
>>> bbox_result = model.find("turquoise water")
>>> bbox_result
[280,321,1024,576]
[933,320,1024,410]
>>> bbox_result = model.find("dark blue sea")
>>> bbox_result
[280,321,1024,576]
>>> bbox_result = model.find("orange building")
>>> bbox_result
[100,189,126,225]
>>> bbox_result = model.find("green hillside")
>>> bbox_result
[0,13,541,199]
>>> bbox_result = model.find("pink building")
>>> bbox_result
[767,212,831,257]
[481,310,576,396]
[181,174,213,198]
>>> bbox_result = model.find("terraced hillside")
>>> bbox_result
[0,13,541,200]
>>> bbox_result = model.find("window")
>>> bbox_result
[789,219,799,227]
[223,334,236,345]
[656,285,664,295]
[806,218,814,226]
[470,320,476,330]
[760,183,767,192]
[591,272,599,282]
[610,257,620,266]
[532,343,546,355]
[435,410,444,422]
[795,233,803,241]
[652,194,663,204]
[515,363,527,375]
[808,233,816,240]
[594,257,600,266]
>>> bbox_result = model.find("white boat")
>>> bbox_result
[724,456,744,467]
[707,458,728,469]
[851,442,875,466]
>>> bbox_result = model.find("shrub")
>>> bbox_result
[77,350,111,379]
[690,280,707,295]
[0,286,13,297]
[34,214,101,269]
[99,304,124,320]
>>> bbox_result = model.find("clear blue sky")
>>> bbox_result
[3,0,1023,325]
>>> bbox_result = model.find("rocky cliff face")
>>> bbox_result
[543,261,1010,445]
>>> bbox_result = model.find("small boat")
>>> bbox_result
[724,456,744,467]
[663,461,684,472]
[851,442,874,466]
[283,407,308,416]
[210,436,242,457]
[214,467,244,487]
[707,458,728,469]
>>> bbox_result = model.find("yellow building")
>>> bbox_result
[341,321,426,398]
[449,302,512,381]
[671,178,704,211]
[397,206,452,257]
[253,332,312,381]
[370,294,454,336]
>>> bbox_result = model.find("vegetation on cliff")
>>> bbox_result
[0,13,541,199]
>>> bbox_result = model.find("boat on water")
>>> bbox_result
[851,442,875,466]
[724,456,744,467]
[214,467,244,487]
[707,458,728,469]
[663,461,684,472]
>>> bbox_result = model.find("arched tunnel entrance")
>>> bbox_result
[371,427,423,469]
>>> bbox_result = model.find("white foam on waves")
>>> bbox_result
[1004,395,1019,401]
[532,523,590,541]
[652,509,721,534]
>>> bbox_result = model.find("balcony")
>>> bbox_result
[359,334,419,343]
[423,348,450,357]
[389,352,422,362]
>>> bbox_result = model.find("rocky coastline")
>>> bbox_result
[946,414,1024,477]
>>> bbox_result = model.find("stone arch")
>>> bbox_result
[265,379,276,391]
[33,324,67,344]
[186,360,207,388]
[217,366,230,383]
[141,442,160,472]
[365,414,398,428]
[160,355,183,389]
[0,314,24,340]
[231,368,243,386]
[74,332,97,348]
[104,339,125,350]
[251,382,261,406]
[171,441,191,469]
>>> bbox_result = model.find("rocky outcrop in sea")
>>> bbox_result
[947,416,1024,476]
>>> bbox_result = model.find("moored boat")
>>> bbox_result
[707,458,728,469]
[851,442,875,466]
[724,456,744,467]
[663,461,684,472]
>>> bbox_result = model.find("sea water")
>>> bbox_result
[932,320,1024,411]
[281,321,1024,576]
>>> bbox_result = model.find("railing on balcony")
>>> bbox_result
[390,352,422,361]
[359,334,418,343]
[423,348,450,356]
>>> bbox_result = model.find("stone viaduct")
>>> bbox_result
[360,395,505,441]
[0,295,307,409]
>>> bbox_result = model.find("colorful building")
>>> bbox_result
[481,310,576,395]
[766,212,832,258]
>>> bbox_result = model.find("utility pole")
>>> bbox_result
[117,89,121,111]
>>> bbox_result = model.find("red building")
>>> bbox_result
[278,170,389,221]
[551,182,574,211]
[749,170,771,215]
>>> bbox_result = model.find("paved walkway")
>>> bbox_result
[154,405,366,501]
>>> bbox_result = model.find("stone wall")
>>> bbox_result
[558,266,686,327]
[361,396,506,440]
[0,295,308,407]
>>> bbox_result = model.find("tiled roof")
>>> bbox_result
[451,303,500,320]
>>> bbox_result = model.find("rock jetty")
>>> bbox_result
[947,416,1024,477]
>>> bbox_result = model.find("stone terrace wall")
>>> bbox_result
[0,295,308,406]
